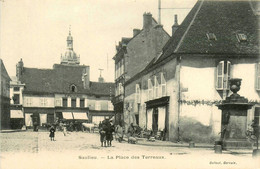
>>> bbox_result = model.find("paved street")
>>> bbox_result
[0,131,259,169]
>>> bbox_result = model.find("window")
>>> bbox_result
[55,99,62,107]
[237,33,247,42]
[80,99,85,108]
[13,94,20,104]
[71,98,76,108]
[62,98,68,107]
[47,114,54,124]
[118,83,123,95]
[95,101,101,110]
[40,98,48,106]
[256,63,260,90]
[13,87,20,91]
[115,64,117,79]
[135,84,141,103]
[25,97,32,106]
[161,73,166,96]
[154,76,159,98]
[216,61,231,90]
[206,33,217,40]
[148,79,153,100]
[115,86,118,96]
[121,59,124,75]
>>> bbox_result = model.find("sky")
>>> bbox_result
[0,0,196,82]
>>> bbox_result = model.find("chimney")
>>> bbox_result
[16,58,24,81]
[98,68,104,83]
[133,29,141,37]
[98,76,104,83]
[82,67,90,89]
[143,12,153,30]
[172,15,179,36]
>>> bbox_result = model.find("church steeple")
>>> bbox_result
[60,26,80,65]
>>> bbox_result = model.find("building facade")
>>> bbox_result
[10,31,115,128]
[0,59,11,129]
[124,0,260,142]
[9,75,25,129]
[112,13,170,125]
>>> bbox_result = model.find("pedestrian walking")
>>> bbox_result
[63,124,67,136]
[49,126,55,141]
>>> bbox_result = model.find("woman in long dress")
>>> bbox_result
[49,126,55,141]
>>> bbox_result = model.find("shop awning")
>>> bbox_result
[73,112,88,120]
[62,112,73,119]
[10,110,24,118]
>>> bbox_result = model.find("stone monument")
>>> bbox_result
[216,78,253,149]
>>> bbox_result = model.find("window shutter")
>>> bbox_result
[226,61,231,89]
[119,83,122,94]
[148,79,153,100]
[154,76,159,98]
[216,61,224,89]
[161,73,166,96]
[135,84,140,103]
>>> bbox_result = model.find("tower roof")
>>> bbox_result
[61,27,80,65]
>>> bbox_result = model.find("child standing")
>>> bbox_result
[49,126,55,141]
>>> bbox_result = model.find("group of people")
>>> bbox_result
[48,118,146,146]
[99,119,115,147]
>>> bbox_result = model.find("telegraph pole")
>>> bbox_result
[158,0,191,25]
[158,0,161,25]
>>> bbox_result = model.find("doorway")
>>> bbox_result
[153,108,158,132]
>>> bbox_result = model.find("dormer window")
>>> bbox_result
[206,33,217,40]
[70,84,77,92]
[237,33,247,42]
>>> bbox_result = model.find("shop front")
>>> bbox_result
[145,96,169,140]
[10,109,24,129]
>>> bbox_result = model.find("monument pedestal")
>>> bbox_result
[216,78,253,150]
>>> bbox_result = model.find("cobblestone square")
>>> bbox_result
[0,131,259,169]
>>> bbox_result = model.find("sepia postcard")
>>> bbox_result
[0,0,260,169]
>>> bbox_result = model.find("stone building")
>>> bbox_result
[112,13,170,125]
[124,0,259,142]
[0,59,11,129]
[9,75,25,129]
[10,31,115,128]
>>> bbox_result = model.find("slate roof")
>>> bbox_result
[0,59,11,81]
[113,15,170,61]
[125,0,259,85]
[20,64,115,96]
[157,0,259,63]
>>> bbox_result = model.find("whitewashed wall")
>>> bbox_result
[180,63,258,137]
[232,63,258,100]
